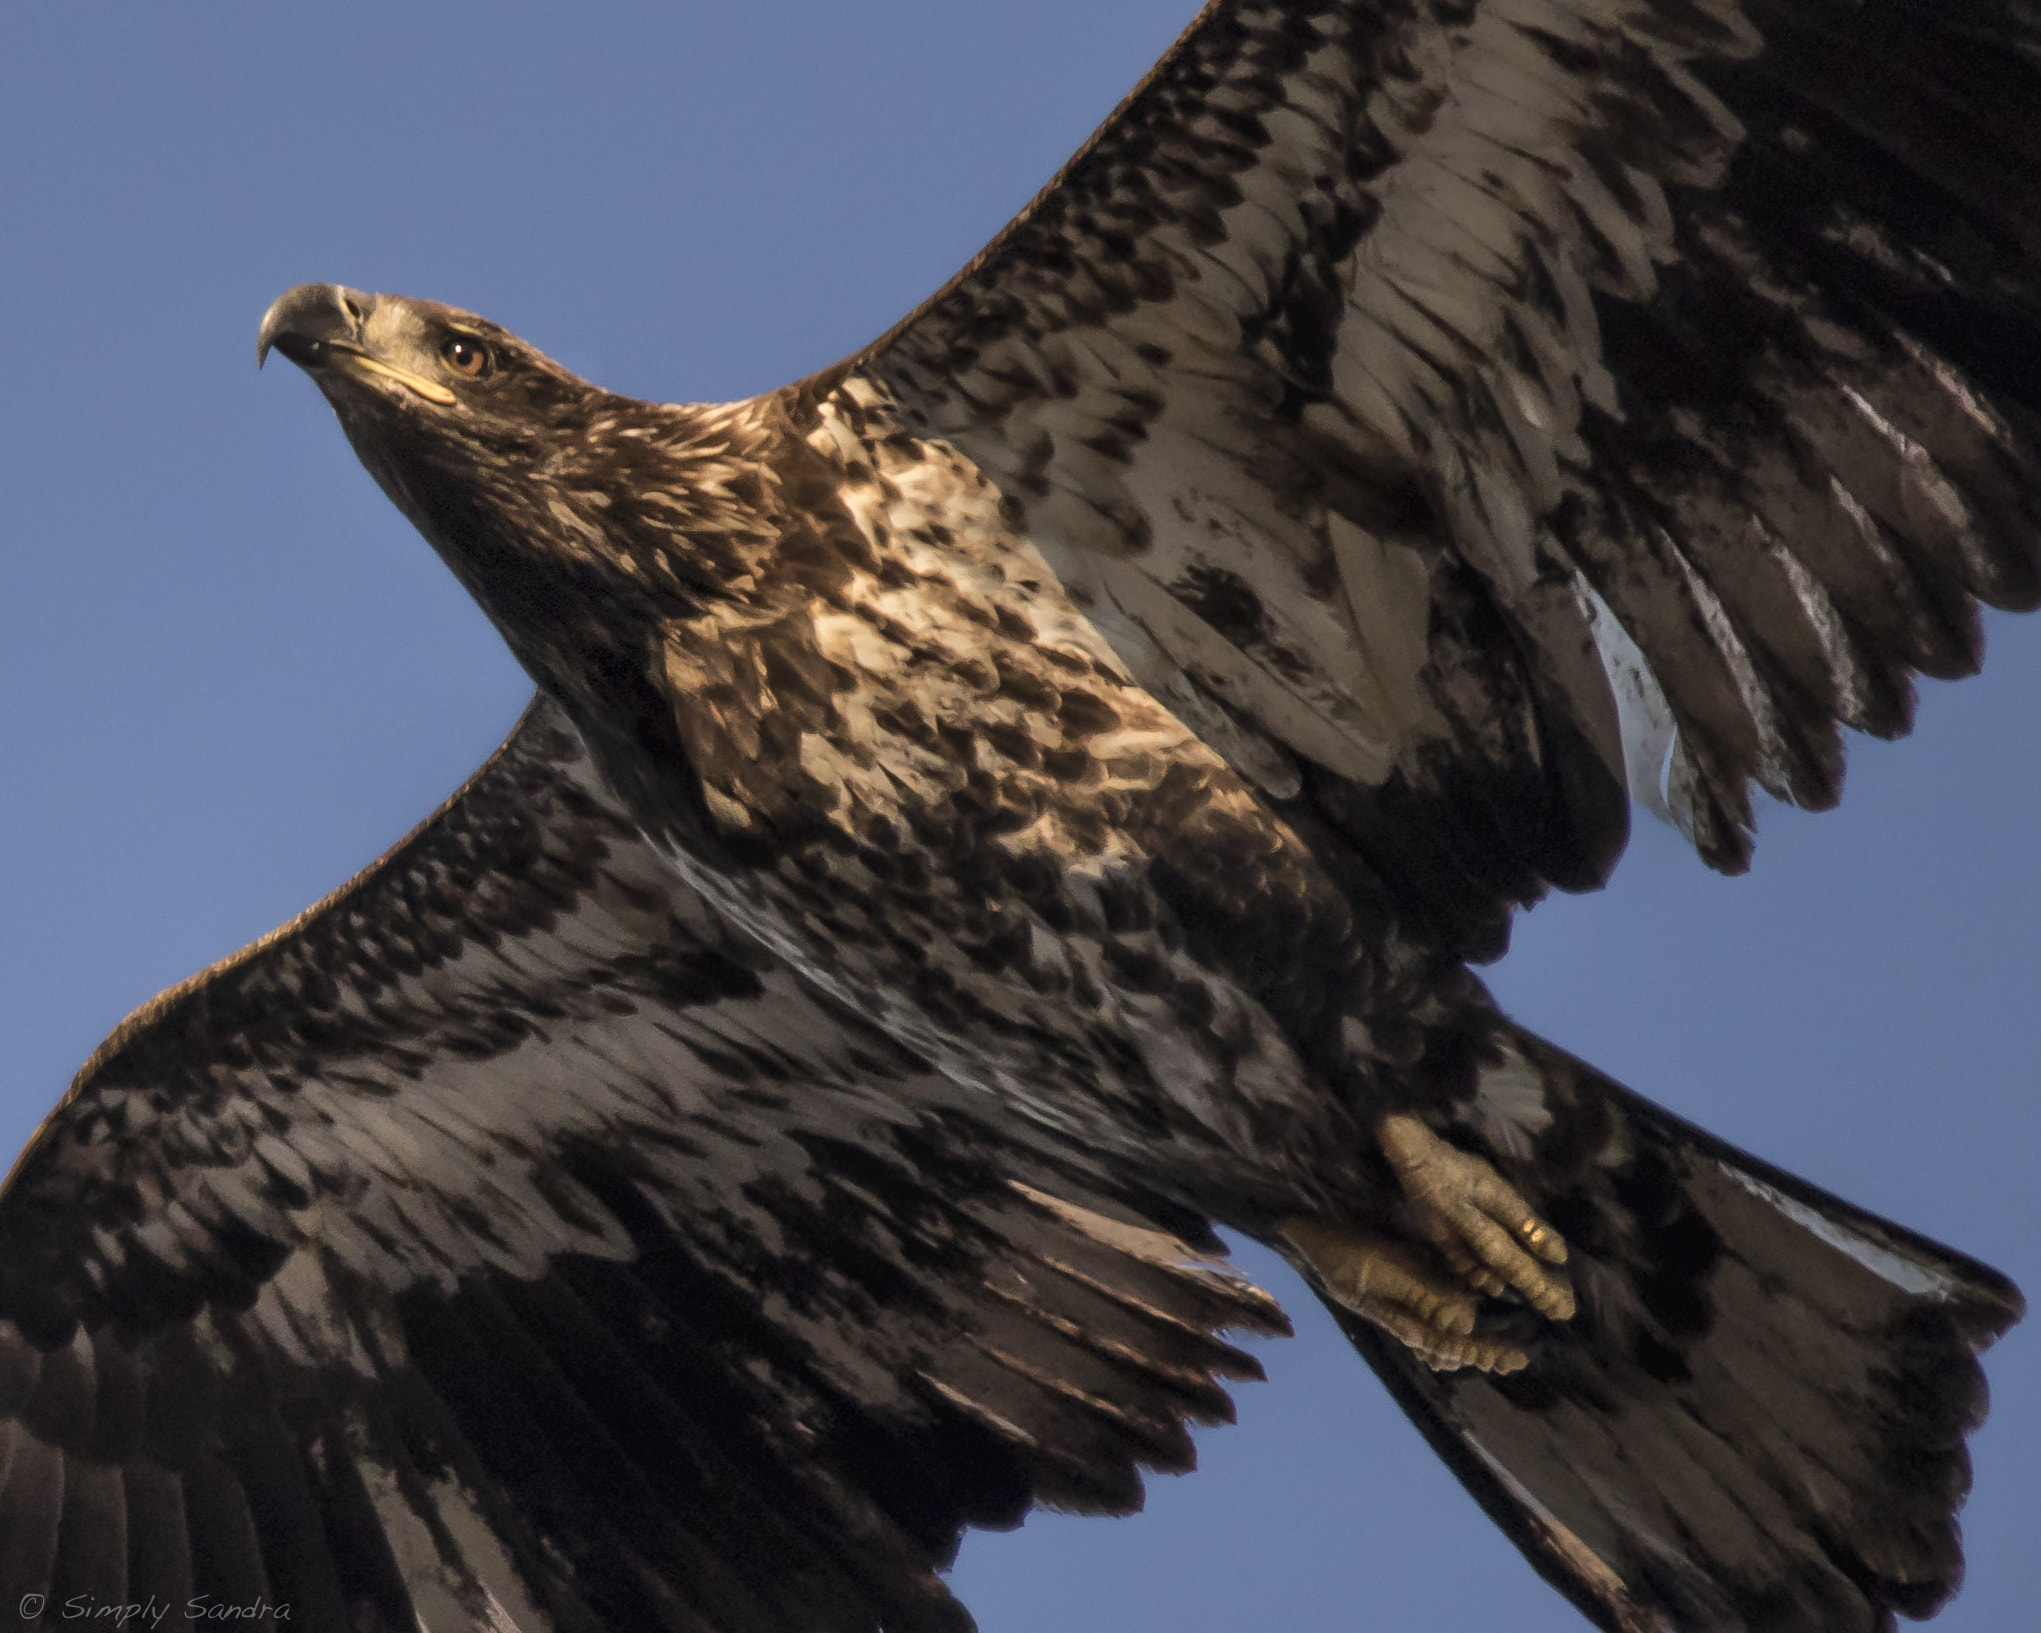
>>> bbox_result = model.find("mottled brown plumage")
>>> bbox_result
[0,699,1287,1632]
[7,2,2040,1630]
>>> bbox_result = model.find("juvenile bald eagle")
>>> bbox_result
[2,3,2034,1631]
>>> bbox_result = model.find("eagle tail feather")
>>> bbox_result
[1313,1024,2021,1633]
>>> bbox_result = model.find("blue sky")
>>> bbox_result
[1,4,2034,1628]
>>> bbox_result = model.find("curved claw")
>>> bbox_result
[1379,1114,1576,1322]
[1282,1218,1529,1374]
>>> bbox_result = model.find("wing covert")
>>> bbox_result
[859,0,2041,956]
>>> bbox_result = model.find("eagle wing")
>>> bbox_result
[0,698,1284,1633]
[860,0,2041,956]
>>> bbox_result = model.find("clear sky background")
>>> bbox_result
[1,4,2035,1629]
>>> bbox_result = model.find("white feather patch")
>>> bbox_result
[1573,575,1678,822]
[1470,1043,1555,1163]
[1715,1163,1962,1299]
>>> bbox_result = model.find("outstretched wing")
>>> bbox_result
[860,0,2041,957]
[0,698,1285,1633]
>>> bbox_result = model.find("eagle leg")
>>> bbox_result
[1379,1113,1575,1321]
[1281,1217,1530,1374]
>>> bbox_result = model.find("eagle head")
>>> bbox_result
[256,283,798,799]
[255,283,611,552]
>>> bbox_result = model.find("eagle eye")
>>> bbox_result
[439,333,491,379]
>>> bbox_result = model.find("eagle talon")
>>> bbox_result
[1282,1218,1529,1374]
[1379,1114,1576,1323]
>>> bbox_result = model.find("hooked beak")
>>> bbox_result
[257,282,367,368]
[257,283,455,404]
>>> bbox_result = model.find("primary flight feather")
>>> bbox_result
[3,2,2034,1631]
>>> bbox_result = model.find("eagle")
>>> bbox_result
[3,2,2035,1631]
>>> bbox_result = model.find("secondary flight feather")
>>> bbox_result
[3,3,2033,1631]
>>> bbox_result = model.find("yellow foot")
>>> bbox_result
[1380,1113,1575,1321]
[1282,1218,1531,1374]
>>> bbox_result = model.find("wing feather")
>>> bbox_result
[860,0,2041,954]
[0,699,1286,1632]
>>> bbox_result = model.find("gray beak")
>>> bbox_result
[257,283,372,368]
